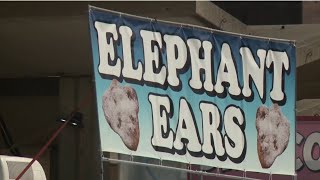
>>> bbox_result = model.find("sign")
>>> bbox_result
[89,6,296,175]
[296,117,320,179]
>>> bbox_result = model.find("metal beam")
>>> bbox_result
[103,157,260,180]
[196,1,247,33]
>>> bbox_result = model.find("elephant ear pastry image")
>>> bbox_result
[256,104,290,168]
[102,79,140,151]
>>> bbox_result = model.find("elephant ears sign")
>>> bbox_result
[89,6,296,176]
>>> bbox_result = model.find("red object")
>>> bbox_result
[15,112,74,180]
[15,93,91,180]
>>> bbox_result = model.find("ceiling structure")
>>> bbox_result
[0,2,213,78]
[0,1,319,100]
[213,1,303,25]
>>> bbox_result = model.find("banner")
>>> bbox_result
[89,6,296,175]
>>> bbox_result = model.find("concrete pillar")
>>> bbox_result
[56,77,78,180]
[55,77,102,180]
[77,77,102,180]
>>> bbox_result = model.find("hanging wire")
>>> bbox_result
[304,49,313,64]
[130,153,133,162]
[217,167,220,174]
[243,169,246,178]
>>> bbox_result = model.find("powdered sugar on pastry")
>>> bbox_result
[256,104,290,168]
[102,79,140,151]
